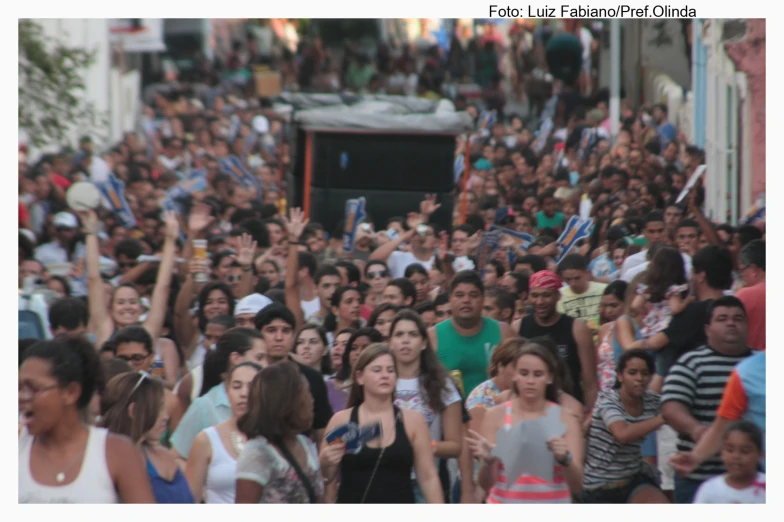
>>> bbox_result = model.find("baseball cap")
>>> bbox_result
[234,293,273,317]
[53,212,79,229]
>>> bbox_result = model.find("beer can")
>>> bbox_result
[193,239,208,283]
[449,370,465,397]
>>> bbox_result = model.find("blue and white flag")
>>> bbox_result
[342,197,367,253]
[578,127,597,161]
[742,194,765,225]
[478,110,497,132]
[218,155,263,202]
[476,227,504,271]
[533,118,553,154]
[485,225,535,271]
[454,154,465,183]
[95,173,136,228]
[554,216,594,264]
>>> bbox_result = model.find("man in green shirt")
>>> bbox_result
[535,189,566,234]
[428,270,516,397]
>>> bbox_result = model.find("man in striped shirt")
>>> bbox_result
[661,296,753,504]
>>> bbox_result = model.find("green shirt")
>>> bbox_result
[435,317,503,397]
[535,211,566,232]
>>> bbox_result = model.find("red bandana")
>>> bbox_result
[529,270,563,291]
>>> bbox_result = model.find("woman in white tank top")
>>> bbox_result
[185,362,261,503]
[18,337,154,503]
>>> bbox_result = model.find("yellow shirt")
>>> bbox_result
[557,281,607,334]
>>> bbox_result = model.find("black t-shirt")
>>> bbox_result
[295,360,333,431]
[658,299,714,377]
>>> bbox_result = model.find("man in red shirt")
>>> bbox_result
[735,239,765,351]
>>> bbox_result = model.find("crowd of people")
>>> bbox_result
[18,19,765,504]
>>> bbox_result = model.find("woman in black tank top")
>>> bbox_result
[319,344,444,503]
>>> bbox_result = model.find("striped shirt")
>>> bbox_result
[583,389,660,489]
[486,402,572,504]
[661,345,752,481]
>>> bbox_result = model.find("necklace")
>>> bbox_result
[36,439,84,484]
[230,431,247,455]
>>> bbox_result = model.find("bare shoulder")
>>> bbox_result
[499,321,516,339]
[105,432,142,471]
[326,408,352,428]
[558,393,584,422]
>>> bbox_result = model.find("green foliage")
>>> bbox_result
[18,19,107,148]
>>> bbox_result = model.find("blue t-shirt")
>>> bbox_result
[589,253,617,278]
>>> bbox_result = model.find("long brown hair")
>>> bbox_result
[389,310,449,413]
[645,246,686,302]
[510,343,560,403]
[238,361,312,443]
[346,343,396,408]
[99,372,164,444]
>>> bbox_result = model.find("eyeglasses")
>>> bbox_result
[117,353,152,364]
[368,270,389,279]
[19,382,59,397]
[227,274,242,283]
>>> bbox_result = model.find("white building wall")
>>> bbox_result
[21,19,140,158]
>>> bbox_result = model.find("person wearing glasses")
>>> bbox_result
[101,371,195,503]
[363,260,391,319]
[19,337,154,503]
[110,325,184,443]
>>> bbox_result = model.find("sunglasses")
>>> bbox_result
[368,270,389,279]
[117,354,151,364]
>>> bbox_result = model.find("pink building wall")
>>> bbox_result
[724,19,766,201]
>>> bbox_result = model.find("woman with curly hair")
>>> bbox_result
[388,310,462,502]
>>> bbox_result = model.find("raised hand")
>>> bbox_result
[283,207,309,242]
[420,193,442,218]
[436,231,450,261]
[237,233,258,267]
[163,211,180,240]
[406,211,425,231]
[465,231,482,252]
[75,209,99,235]
[188,202,214,234]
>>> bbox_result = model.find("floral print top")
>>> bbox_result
[235,435,323,503]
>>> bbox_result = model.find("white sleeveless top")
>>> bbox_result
[19,426,119,503]
[203,426,237,504]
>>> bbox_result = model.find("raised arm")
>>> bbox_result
[234,233,258,300]
[173,265,199,360]
[142,211,179,344]
[78,209,113,348]
[283,208,309,329]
